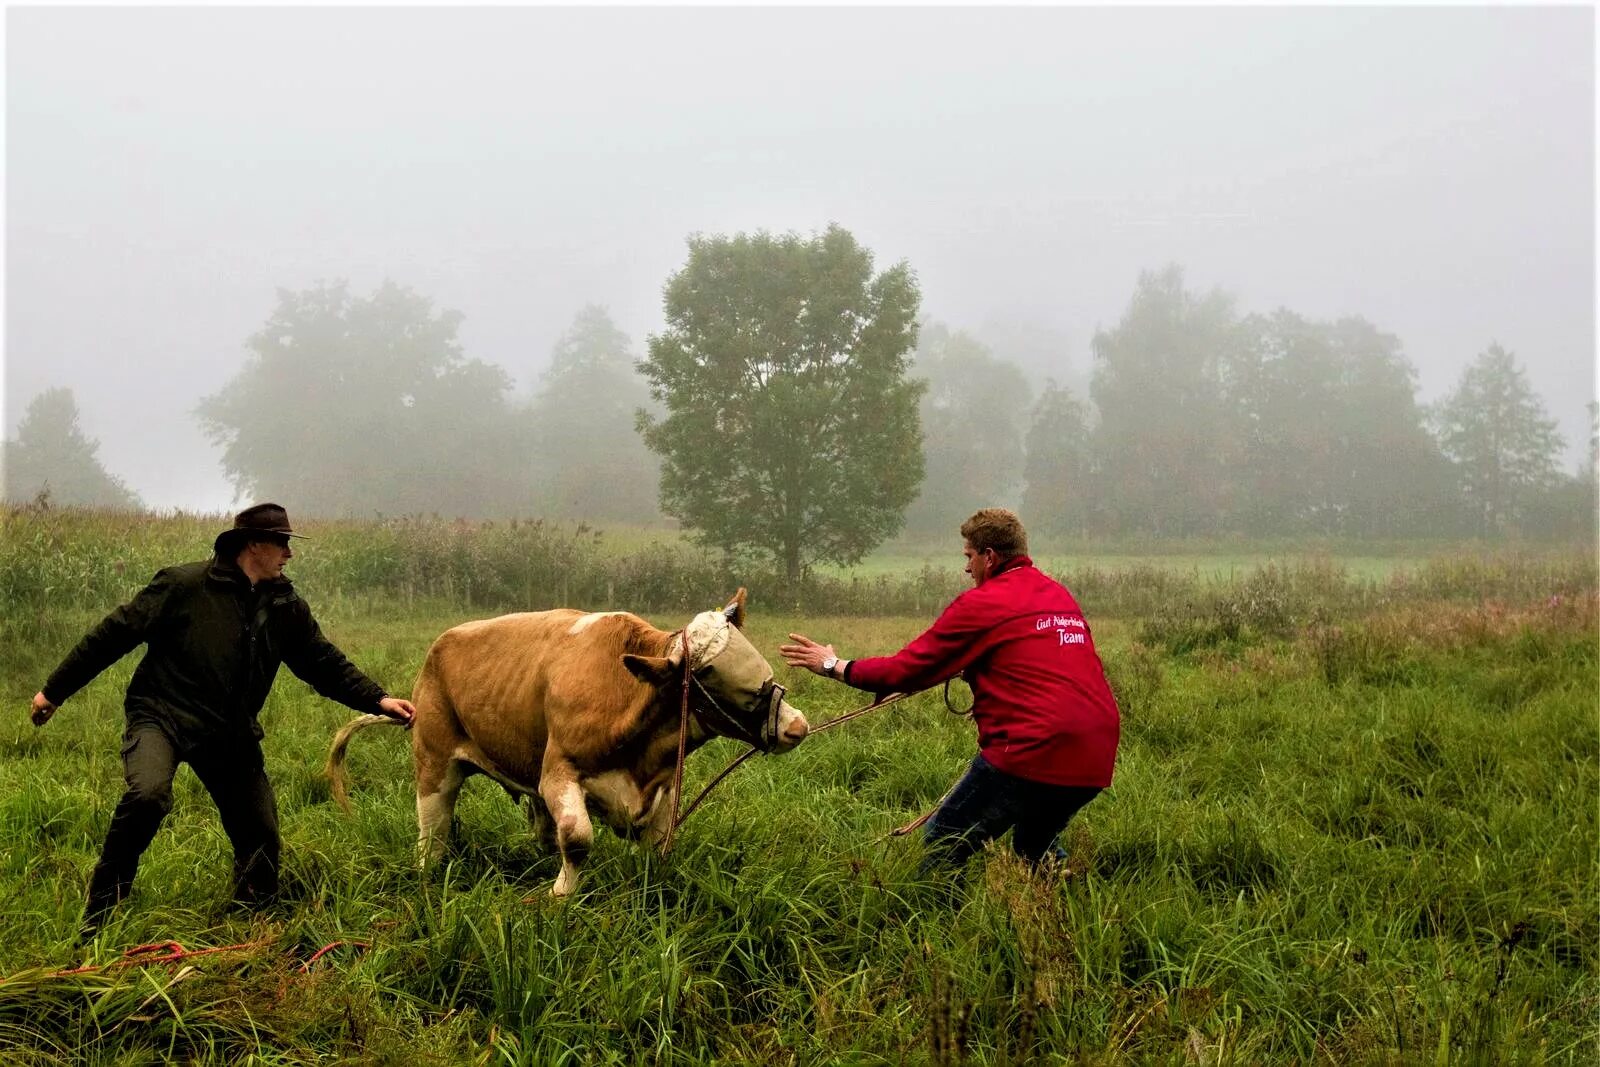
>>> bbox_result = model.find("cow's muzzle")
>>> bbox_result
[750,682,809,752]
[772,699,809,752]
[691,674,805,753]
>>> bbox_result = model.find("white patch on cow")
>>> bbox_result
[642,783,668,822]
[550,780,588,844]
[554,780,586,827]
[583,769,645,833]
[548,777,591,898]
[568,610,626,635]
[416,793,452,863]
[638,785,673,847]
[675,610,731,667]
[416,761,466,864]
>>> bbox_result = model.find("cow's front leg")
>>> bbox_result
[539,753,592,897]
[638,780,676,851]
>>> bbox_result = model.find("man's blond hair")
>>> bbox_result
[960,508,1028,558]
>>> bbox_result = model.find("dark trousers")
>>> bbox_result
[922,753,1101,874]
[86,724,280,919]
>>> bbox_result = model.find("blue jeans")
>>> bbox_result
[921,753,1101,874]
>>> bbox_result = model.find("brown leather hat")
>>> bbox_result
[214,502,308,554]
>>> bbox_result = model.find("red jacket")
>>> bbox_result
[844,556,1119,787]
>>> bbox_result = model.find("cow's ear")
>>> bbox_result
[722,588,748,629]
[622,653,677,686]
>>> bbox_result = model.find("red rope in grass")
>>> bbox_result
[299,939,369,972]
[48,938,276,977]
[38,937,369,980]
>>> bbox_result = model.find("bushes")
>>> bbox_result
[1304,594,1598,690]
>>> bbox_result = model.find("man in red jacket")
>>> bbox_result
[780,508,1119,872]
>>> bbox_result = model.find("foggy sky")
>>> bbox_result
[6,6,1595,513]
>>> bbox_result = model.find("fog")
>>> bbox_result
[5,6,1594,520]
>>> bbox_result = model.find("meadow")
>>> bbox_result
[0,507,1594,1064]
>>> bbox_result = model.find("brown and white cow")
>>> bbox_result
[326,589,808,896]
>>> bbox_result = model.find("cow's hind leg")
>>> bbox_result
[416,756,468,866]
[538,755,591,897]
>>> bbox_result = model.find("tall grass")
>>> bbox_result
[4,505,1593,624]
[0,508,1594,1062]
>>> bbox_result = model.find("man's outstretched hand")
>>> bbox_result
[779,632,838,676]
[30,692,57,727]
[378,696,417,726]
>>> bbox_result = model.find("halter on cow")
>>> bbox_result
[669,602,788,753]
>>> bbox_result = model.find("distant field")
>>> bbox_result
[5,507,1578,591]
[0,510,1594,1063]
[576,522,1544,582]
[821,549,1426,581]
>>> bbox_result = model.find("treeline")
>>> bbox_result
[2,291,661,525]
[191,286,662,525]
[914,267,1594,543]
[4,230,1594,553]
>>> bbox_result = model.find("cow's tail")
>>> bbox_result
[326,714,405,814]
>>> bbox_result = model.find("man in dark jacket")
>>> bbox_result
[780,508,1119,873]
[30,503,416,931]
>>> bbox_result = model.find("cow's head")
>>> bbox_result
[623,588,810,752]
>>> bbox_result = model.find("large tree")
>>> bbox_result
[1020,380,1093,538]
[1224,309,1340,535]
[638,225,924,583]
[1089,266,1244,536]
[1325,317,1457,537]
[528,306,661,523]
[3,387,141,509]
[903,323,1033,535]
[1433,343,1565,536]
[1227,310,1454,537]
[198,281,524,518]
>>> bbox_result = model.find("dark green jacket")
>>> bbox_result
[42,556,387,749]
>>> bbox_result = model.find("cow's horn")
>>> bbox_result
[722,587,748,627]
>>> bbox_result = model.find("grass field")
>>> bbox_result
[0,513,1594,1063]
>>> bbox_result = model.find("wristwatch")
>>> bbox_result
[821,654,839,678]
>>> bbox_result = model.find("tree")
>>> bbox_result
[902,323,1033,535]
[1227,311,1455,537]
[1224,310,1339,535]
[3,387,141,509]
[638,225,924,583]
[1021,380,1093,538]
[1529,400,1600,542]
[1088,266,1244,536]
[527,306,661,523]
[1550,400,1600,541]
[1326,317,1458,537]
[1433,343,1565,536]
[197,281,525,518]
